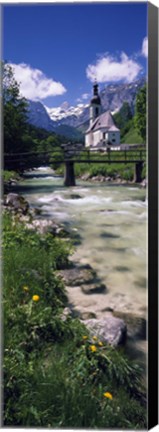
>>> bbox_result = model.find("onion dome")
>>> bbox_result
[91,81,101,105]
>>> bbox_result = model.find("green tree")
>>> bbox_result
[134,85,146,142]
[3,62,28,154]
[114,101,132,130]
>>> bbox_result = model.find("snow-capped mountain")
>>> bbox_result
[45,101,89,124]
[45,77,146,129]
[26,77,146,135]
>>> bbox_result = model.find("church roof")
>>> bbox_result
[86,111,120,133]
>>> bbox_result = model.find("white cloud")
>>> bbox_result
[86,52,142,84]
[77,93,90,103]
[141,37,148,58]
[10,62,66,100]
[81,93,90,100]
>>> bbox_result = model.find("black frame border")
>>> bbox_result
[148,2,158,429]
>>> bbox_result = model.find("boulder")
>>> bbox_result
[81,282,106,295]
[140,178,147,188]
[58,265,97,287]
[5,193,29,214]
[113,311,146,340]
[26,219,59,235]
[84,314,127,346]
[79,311,97,320]
[60,307,73,322]
[81,173,90,181]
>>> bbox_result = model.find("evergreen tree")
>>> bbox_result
[3,62,28,154]
[134,85,146,142]
[113,101,132,129]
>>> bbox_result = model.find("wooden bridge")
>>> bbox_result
[4,144,146,186]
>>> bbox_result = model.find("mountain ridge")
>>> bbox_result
[26,77,146,138]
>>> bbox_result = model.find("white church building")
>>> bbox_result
[85,82,120,148]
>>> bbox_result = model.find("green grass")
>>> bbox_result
[2,169,20,183]
[3,212,147,428]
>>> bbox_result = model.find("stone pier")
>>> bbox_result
[64,161,76,186]
[134,162,143,183]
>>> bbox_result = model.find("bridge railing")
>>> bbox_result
[4,145,146,170]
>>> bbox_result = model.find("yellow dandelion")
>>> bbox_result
[90,345,97,352]
[103,392,113,400]
[93,336,98,341]
[23,286,29,292]
[32,295,40,302]
[98,341,103,346]
[82,335,88,340]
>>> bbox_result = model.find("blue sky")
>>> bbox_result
[3,3,147,109]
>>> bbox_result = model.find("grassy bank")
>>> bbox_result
[3,211,147,428]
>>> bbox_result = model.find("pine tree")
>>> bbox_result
[2,62,28,154]
[134,85,146,142]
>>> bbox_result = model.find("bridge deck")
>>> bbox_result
[4,147,146,167]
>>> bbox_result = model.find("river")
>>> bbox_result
[14,166,148,369]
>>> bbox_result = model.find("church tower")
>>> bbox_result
[90,81,101,127]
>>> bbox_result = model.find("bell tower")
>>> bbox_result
[90,81,101,127]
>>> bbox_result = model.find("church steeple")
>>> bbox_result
[90,81,101,126]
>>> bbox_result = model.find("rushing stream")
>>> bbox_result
[14,166,148,368]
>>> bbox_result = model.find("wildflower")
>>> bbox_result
[32,294,40,302]
[82,335,88,340]
[93,336,98,341]
[103,392,113,400]
[23,286,29,292]
[90,345,97,352]
[98,341,103,346]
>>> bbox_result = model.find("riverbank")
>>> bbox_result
[3,191,147,428]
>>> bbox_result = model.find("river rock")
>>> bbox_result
[113,311,146,340]
[5,193,29,214]
[81,173,90,181]
[25,219,60,235]
[67,194,83,200]
[81,283,106,295]
[91,175,105,182]
[60,307,73,322]
[79,311,97,320]
[84,314,127,346]
[140,178,147,188]
[58,264,97,287]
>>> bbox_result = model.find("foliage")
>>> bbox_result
[134,85,147,142]
[121,124,144,144]
[113,100,146,144]
[55,124,84,142]
[2,63,69,172]
[3,212,147,428]
[113,101,133,132]
[1,170,20,183]
[2,62,28,154]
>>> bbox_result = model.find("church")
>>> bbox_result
[85,82,120,148]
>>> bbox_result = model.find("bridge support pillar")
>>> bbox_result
[134,162,143,183]
[64,161,76,186]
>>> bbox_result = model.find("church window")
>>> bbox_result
[95,107,98,116]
